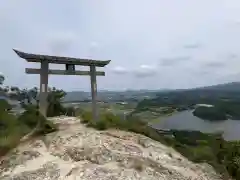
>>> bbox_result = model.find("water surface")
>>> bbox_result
[152,110,240,141]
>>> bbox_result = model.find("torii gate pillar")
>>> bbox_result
[39,61,49,117]
[90,65,98,122]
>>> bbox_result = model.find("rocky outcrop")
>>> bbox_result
[0,116,222,180]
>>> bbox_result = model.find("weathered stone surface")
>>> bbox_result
[0,150,41,174]
[0,116,223,180]
[1,162,60,180]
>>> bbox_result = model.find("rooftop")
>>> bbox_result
[13,49,111,67]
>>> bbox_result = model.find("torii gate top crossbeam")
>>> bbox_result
[13,49,111,67]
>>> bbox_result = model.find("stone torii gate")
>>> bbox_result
[13,49,110,122]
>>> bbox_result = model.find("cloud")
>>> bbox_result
[202,61,226,68]
[111,65,158,78]
[133,65,157,78]
[88,41,101,58]
[47,31,76,55]
[160,56,191,66]
[191,69,215,76]
[90,41,98,48]
[228,53,238,59]
[1,0,240,90]
[184,43,201,49]
[111,66,129,74]
[234,20,240,25]
[215,72,240,83]
[201,53,238,69]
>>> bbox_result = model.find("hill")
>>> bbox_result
[0,116,221,180]
[193,82,240,91]
[136,82,240,119]
[173,82,240,92]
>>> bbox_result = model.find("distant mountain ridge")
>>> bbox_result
[163,82,240,92]
[63,82,240,102]
[196,82,240,91]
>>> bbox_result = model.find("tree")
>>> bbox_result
[7,87,39,105]
[47,87,67,117]
[47,87,66,102]
[2,84,72,118]
[17,86,68,117]
[0,73,4,85]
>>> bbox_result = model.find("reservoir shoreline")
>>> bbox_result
[152,110,240,141]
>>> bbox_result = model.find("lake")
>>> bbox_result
[152,110,240,141]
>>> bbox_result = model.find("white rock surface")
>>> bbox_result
[0,116,223,180]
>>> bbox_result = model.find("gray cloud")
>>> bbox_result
[183,43,201,49]
[214,72,240,84]
[1,0,240,90]
[133,71,157,78]
[111,65,158,78]
[228,53,238,59]
[234,21,240,25]
[47,31,77,55]
[111,66,129,74]
[200,53,238,69]
[133,65,157,78]
[160,56,191,66]
[191,69,216,76]
[203,61,226,68]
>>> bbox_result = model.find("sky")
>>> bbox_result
[1,0,240,91]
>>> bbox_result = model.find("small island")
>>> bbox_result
[193,106,227,121]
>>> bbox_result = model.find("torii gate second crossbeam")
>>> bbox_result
[13,49,111,122]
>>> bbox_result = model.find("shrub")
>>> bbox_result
[89,119,109,130]
[36,119,58,135]
[222,142,240,179]
[0,105,58,157]
[18,108,44,128]
[80,110,93,124]
[0,104,30,137]
[191,146,215,162]
[0,135,21,156]
[74,107,85,117]
[18,108,58,135]
[64,107,76,116]
[0,107,30,156]
[47,101,65,117]
[86,112,112,130]
[46,103,76,117]
[80,110,148,134]
[24,104,38,111]
[0,99,12,112]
